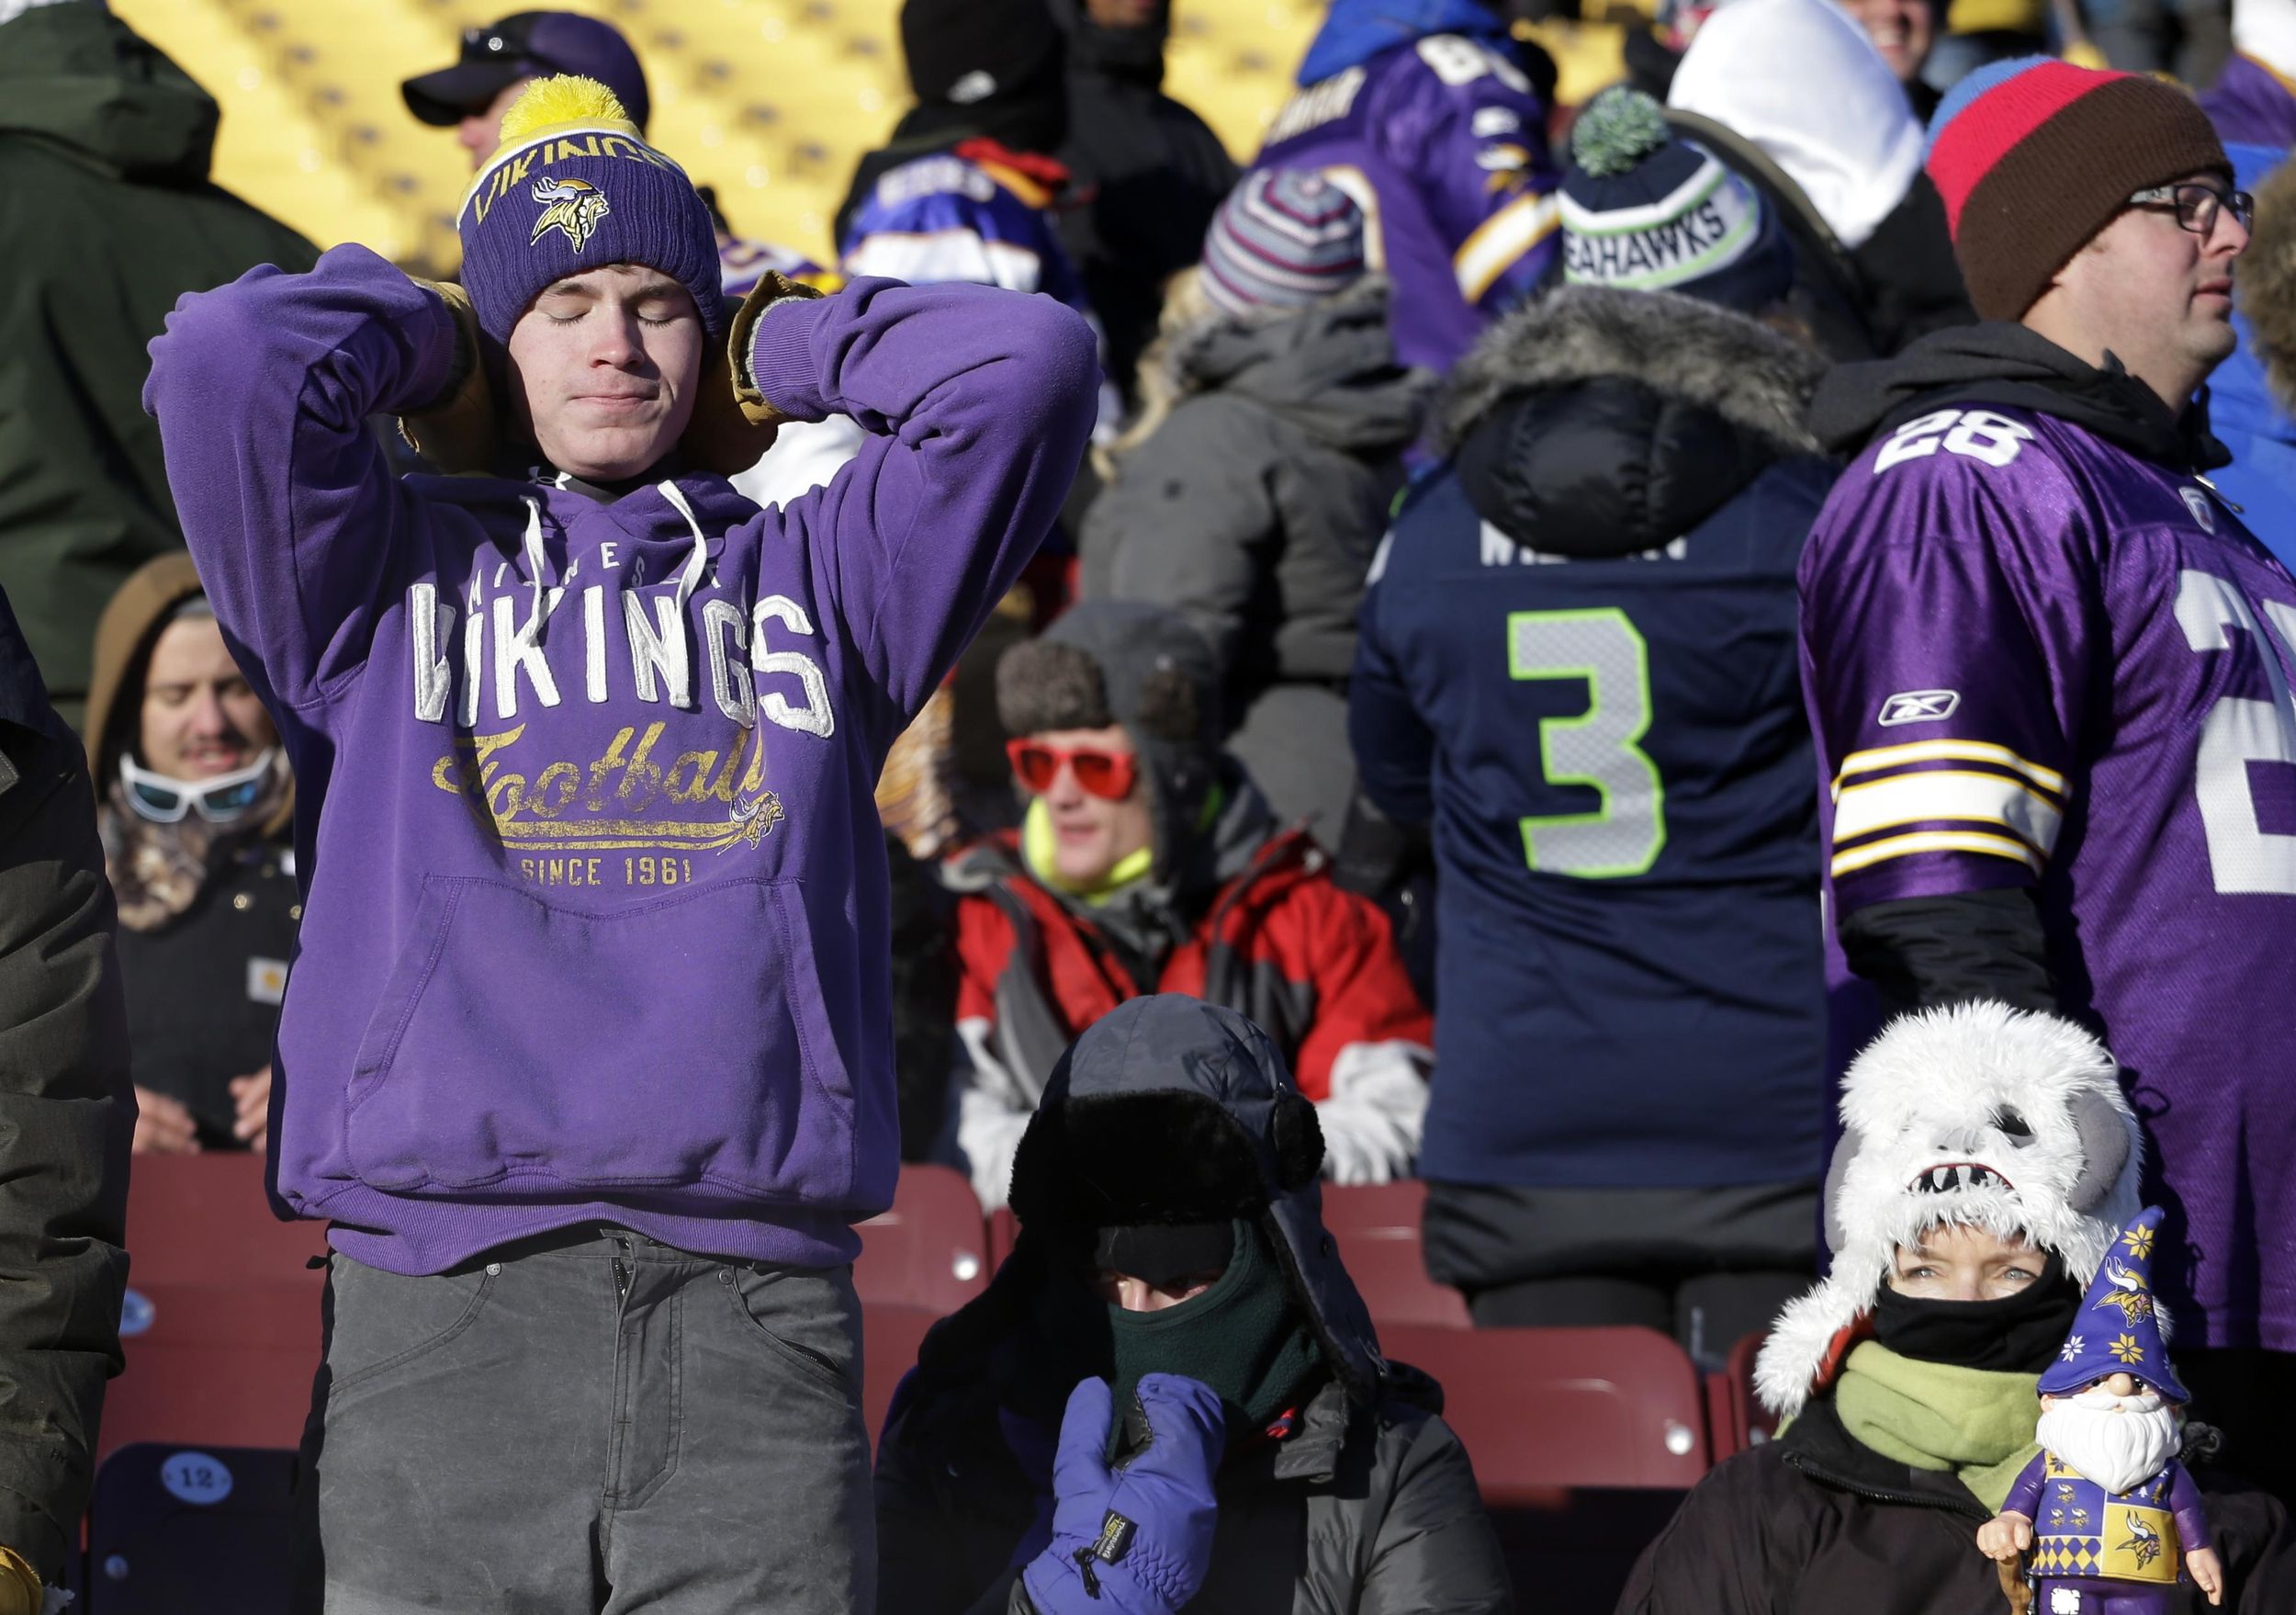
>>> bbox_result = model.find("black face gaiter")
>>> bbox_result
[1869,1250,2081,1374]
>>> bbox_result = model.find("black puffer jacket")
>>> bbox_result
[874,994,1511,1615]
[1617,1395,2294,1615]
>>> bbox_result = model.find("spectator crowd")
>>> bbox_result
[3,0,2296,1609]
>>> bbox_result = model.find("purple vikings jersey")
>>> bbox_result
[1802,405,2296,1352]
[838,146,1090,318]
[1255,34,1559,373]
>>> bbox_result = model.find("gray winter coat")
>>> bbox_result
[0,586,131,1582]
[873,994,1511,1615]
[1081,283,1429,845]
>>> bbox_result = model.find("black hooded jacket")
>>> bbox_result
[874,995,1511,1615]
[1051,1,1238,408]
[1619,1394,2293,1615]
[1806,322,2232,1020]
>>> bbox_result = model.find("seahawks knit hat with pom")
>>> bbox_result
[1925,57,2228,322]
[1199,170,1367,317]
[456,75,723,344]
[1559,85,1794,313]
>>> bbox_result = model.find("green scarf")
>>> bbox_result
[1832,1340,2042,1512]
[1019,785,1226,906]
[1023,796,1155,903]
[1105,1220,1323,1460]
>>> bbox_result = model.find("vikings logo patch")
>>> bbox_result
[531,176,610,251]
[2095,1258,2156,1327]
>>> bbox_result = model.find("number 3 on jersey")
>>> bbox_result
[1508,608,1667,878]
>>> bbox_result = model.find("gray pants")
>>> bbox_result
[294,1228,873,1613]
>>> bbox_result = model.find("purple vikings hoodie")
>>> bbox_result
[142,246,1096,1274]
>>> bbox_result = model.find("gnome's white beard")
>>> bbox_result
[2036,1392,2182,1496]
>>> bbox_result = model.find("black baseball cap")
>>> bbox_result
[402,11,650,132]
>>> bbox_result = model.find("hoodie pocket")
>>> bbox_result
[344,875,856,1203]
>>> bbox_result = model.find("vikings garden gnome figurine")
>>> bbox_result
[1978,1208,2225,1611]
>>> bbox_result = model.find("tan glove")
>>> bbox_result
[0,1546,43,1615]
[397,278,499,475]
[679,271,827,476]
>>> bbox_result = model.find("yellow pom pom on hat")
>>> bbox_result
[456,73,722,344]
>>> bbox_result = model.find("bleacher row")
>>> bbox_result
[107,0,1645,275]
[78,1155,1772,1610]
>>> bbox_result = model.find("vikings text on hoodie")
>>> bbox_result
[142,246,1097,1274]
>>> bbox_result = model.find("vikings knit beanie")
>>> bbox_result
[1559,86,1795,313]
[456,75,722,344]
[1199,170,1367,318]
[1925,57,2229,322]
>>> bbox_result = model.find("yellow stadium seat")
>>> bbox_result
[107,0,1366,273]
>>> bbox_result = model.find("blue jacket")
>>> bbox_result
[2201,60,2296,569]
[1351,287,1830,1190]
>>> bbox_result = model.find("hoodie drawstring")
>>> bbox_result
[657,480,711,616]
[657,480,713,711]
[518,497,551,647]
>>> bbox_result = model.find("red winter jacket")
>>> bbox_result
[942,814,1432,1206]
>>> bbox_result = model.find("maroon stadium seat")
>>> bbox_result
[1379,1324,1710,1500]
[854,1164,991,1314]
[106,1155,327,1463]
[1320,1180,1471,1328]
[861,1303,940,1452]
[83,1444,297,1614]
[1707,1327,1777,1462]
[986,1205,1020,1271]
[123,1152,328,1288]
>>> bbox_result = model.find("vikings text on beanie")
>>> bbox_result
[456,75,723,344]
[1559,85,1795,313]
[1925,56,2229,322]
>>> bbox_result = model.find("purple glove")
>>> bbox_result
[1019,1374,1226,1615]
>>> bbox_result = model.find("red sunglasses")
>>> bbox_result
[1007,739,1140,801]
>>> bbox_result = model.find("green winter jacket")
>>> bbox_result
[0,2,315,724]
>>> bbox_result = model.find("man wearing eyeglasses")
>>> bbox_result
[403,12,651,167]
[940,602,1433,1210]
[1798,58,2296,1499]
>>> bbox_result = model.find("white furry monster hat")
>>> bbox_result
[1755,1001,2144,1418]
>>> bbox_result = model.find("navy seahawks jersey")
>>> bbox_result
[1351,458,1831,1190]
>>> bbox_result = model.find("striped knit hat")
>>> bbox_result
[1559,85,1793,313]
[1925,57,2228,322]
[1199,170,1367,317]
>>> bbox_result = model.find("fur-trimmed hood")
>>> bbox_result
[1754,1001,2144,1419]
[1437,284,1823,458]
[1146,277,1428,457]
[1435,285,1827,560]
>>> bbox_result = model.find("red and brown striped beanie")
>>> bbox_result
[1925,56,2228,322]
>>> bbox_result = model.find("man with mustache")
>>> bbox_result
[1982,1207,2225,1611]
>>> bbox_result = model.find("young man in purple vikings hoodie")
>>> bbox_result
[141,73,1096,1613]
[1799,59,2296,1502]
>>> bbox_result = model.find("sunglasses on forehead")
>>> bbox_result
[1006,739,1140,801]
